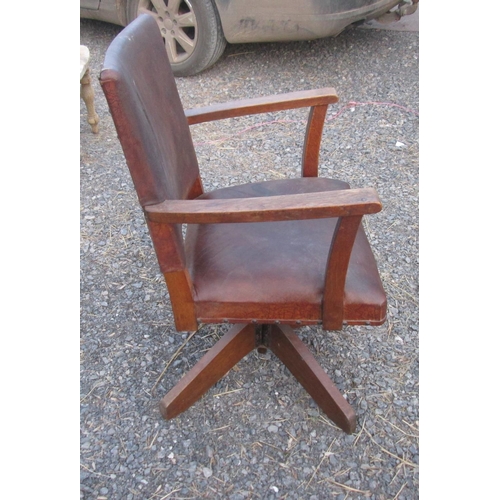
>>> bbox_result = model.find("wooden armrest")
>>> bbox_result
[184,88,338,125]
[185,88,338,179]
[144,188,381,224]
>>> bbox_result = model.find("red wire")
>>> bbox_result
[193,100,419,146]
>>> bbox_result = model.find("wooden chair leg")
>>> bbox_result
[159,323,255,419]
[268,324,356,434]
[80,68,99,134]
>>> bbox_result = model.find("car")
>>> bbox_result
[80,0,418,76]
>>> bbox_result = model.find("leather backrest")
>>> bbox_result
[99,14,201,206]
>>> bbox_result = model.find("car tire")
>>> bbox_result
[128,0,227,76]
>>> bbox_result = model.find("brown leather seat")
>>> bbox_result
[187,178,386,325]
[100,14,387,434]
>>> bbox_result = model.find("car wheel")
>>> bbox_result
[128,0,227,76]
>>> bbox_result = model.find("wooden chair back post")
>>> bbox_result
[99,14,202,330]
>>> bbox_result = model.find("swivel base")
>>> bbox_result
[159,323,356,434]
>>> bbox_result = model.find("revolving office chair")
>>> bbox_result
[99,14,387,434]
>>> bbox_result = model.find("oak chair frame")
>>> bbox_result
[100,14,386,434]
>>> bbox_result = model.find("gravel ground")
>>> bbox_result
[81,18,418,500]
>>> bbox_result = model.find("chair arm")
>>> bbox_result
[144,188,381,224]
[185,88,338,179]
[184,88,338,125]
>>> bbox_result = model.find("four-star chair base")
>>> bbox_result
[159,323,356,434]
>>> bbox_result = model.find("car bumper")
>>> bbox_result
[216,0,414,43]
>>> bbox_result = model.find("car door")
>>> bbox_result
[81,0,100,9]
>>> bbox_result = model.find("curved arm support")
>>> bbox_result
[322,215,363,331]
[302,104,328,177]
